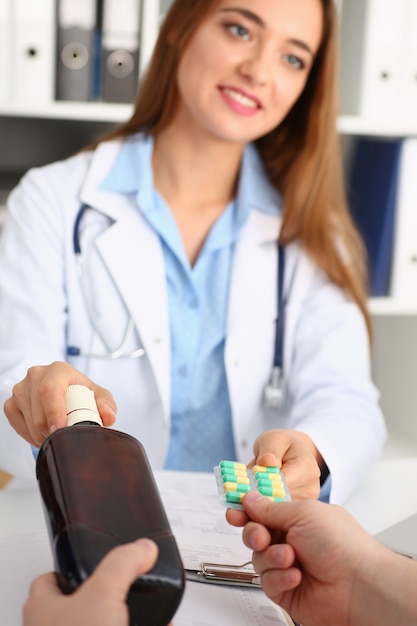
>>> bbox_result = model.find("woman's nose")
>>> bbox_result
[238,44,275,86]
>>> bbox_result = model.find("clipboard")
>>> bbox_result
[186,560,261,587]
[185,561,299,625]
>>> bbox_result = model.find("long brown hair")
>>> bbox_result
[93,0,371,341]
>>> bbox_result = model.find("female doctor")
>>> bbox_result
[0,0,385,503]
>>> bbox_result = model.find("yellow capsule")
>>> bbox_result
[221,467,247,478]
[256,478,283,488]
[252,465,267,473]
[253,465,280,474]
[225,492,244,504]
[220,460,247,471]
[223,482,251,493]
[255,471,283,481]
[258,485,285,498]
[221,473,251,485]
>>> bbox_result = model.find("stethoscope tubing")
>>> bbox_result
[67,204,145,360]
[69,204,285,406]
[275,244,285,371]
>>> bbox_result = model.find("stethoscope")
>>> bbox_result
[66,204,286,408]
[262,243,285,410]
[66,204,145,360]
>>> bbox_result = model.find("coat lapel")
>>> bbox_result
[226,210,281,432]
[79,141,171,418]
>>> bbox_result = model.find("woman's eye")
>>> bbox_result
[283,54,305,70]
[227,23,250,40]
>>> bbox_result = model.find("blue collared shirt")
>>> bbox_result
[100,134,280,471]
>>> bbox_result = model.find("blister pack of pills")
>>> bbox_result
[214,460,291,510]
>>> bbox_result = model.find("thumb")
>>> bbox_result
[78,539,158,603]
[242,491,298,532]
[255,451,282,469]
[253,431,291,468]
[27,572,66,600]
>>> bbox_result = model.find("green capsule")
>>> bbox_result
[225,492,244,504]
[221,468,247,479]
[221,473,250,485]
[256,472,284,482]
[253,465,280,474]
[256,478,276,488]
[258,485,286,498]
[220,460,246,470]
[223,482,251,493]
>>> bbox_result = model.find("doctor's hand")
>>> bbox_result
[4,361,117,448]
[23,539,165,626]
[227,492,417,626]
[248,429,323,501]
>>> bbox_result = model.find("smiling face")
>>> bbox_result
[173,0,323,147]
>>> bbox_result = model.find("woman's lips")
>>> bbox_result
[219,86,262,116]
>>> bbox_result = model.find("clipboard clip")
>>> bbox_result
[199,561,261,586]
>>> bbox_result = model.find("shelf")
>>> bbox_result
[369,297,417,316]
[337,115,417,138]
[0,101,133,124]
[0,104,416,137]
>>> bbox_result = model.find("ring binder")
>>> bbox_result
[56,0,98,102]
[101,0,141,103]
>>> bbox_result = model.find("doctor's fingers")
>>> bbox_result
[37,363,119,428]
[26,362,118,429]
[252,429,308,464]
[281,452,321,500]
[5,372,63,446]
[256,430,321,500]
[6,363,117,445]
[3,396,42,446]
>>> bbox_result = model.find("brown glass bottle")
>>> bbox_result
[36,385,185,626]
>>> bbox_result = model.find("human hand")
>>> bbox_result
[23,539,165,626]
[4,361,117,447]
[249,429,322,500]
[230,492,388,626]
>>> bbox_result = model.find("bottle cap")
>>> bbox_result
[64,385,103,427]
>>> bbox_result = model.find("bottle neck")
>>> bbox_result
[65,385,103,427]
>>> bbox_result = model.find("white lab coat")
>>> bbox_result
[0,139,386,503]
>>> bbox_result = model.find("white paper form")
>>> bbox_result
[175,580,292,626]
[154,470,254,572]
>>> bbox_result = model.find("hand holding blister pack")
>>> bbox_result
[214,461,291,510]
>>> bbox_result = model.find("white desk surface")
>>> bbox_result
[1,457,417,626]
[0,469,297,626]
[342,455,417,535]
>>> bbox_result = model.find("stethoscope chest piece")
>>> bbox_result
[263,366,284,409]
